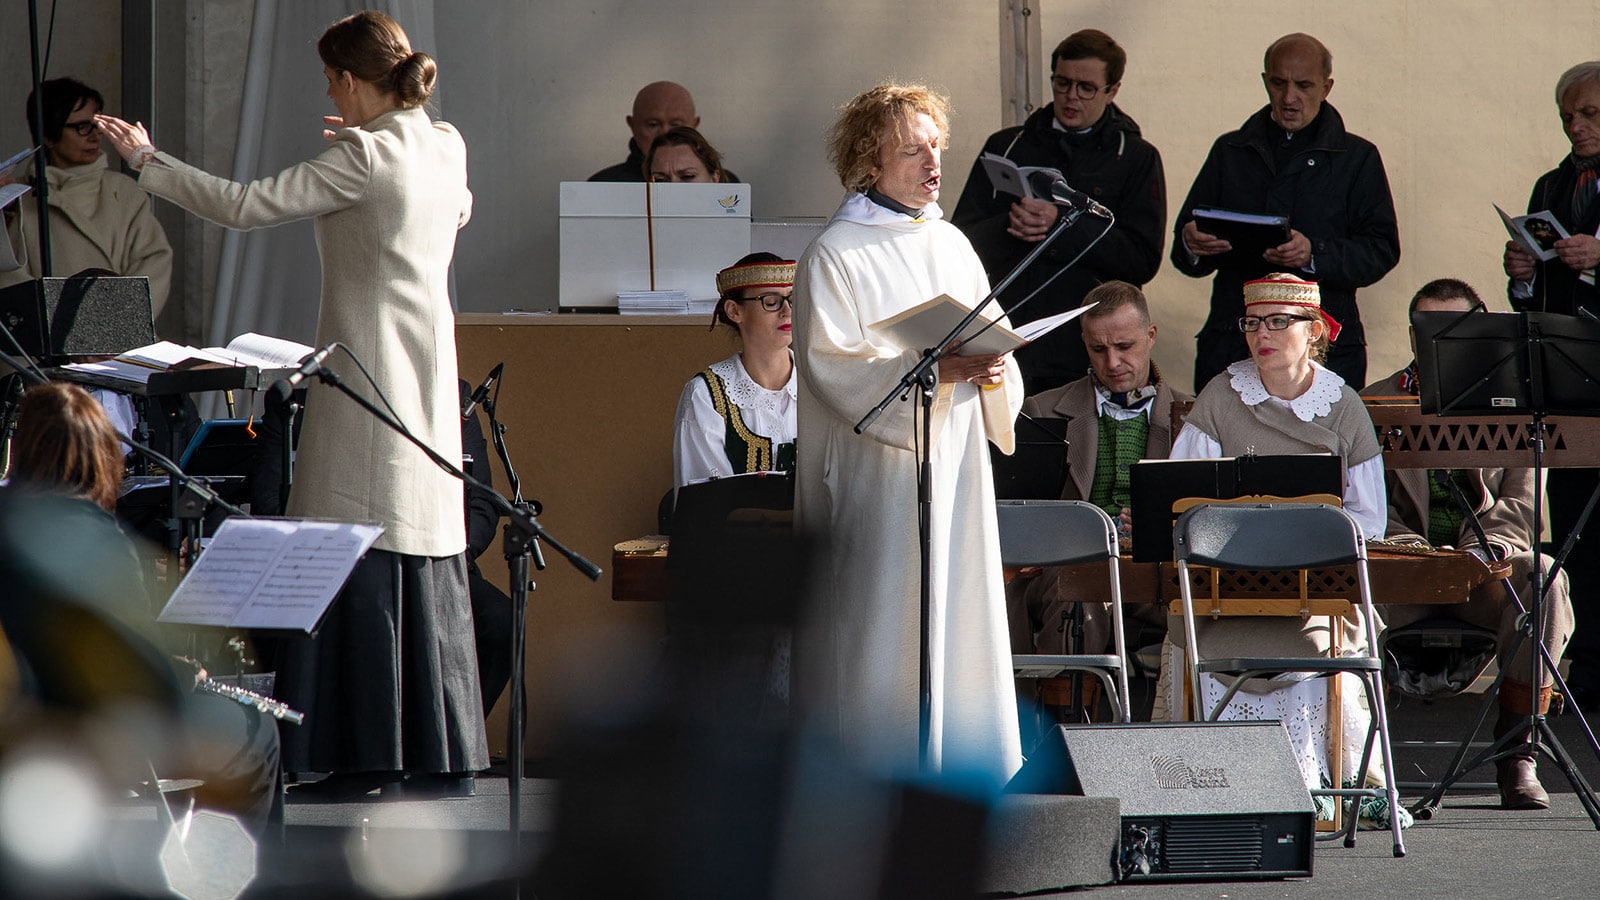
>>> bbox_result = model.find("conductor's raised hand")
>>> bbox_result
[1182,219,1232,257]
[938,345,1009,386]
[323,115,347,141]
[92,115,151,163]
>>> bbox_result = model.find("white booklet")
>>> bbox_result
[868,294,1096,357]
[979,152,1062,200]
[157,517,384,632]
[1495,203,1570,263]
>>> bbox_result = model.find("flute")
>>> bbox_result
[195,678,306,725]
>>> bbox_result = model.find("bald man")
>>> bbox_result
[1172,33,1399,391]
[590,81,717,182]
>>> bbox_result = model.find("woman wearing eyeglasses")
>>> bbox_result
[1157,273,1400,825]
[0,77,172,315]
[672,252,797,487]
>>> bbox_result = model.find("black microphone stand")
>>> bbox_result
[479,376,543,858]
[297,361,601,854]
[854,201,1103,769]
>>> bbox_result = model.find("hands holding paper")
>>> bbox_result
[1554,233,1600,272]
[1007,196,1059,242]
[1182,219,1233,257]
[939,343,1010,386]
[1263,229,1313,269]
[1504,240,1537,282]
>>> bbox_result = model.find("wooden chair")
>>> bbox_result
[1172,501,1405,856]
[998,500,1131,723]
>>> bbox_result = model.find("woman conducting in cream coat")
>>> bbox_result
[98,11,484,799]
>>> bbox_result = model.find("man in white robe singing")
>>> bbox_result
[792,83,1025,785]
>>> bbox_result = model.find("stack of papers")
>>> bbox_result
[618,290,692,315]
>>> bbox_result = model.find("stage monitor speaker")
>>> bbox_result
[1008,722,1315,882]
[0,274,155,359]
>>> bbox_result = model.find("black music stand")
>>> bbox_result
[1409,308,1600,825]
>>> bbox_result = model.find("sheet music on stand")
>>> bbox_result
[157,517,384,633]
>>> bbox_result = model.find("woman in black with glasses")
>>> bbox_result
[672,252,798,487]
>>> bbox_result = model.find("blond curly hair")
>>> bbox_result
[826,83,950,194]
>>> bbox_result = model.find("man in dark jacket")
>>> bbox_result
[1504,61,1600,711]
[1173,32,1400,391]
[589,81,700,182]
[953,29,1166,395]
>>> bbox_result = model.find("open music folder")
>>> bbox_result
[157,517,384,633]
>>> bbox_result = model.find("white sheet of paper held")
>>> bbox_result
[158,518,384,632]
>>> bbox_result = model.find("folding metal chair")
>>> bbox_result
[1172,502,1405,856]
[998,499,1131,723]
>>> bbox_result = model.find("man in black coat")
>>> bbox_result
[1173,32,1400,391]
[1504,61,1600,710]
[953,29,1166,395]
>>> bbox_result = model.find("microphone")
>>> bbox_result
[1026,170,1113,219]
[462,362,503,419]
[271,343,338,403]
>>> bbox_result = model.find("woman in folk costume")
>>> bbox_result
[791,82,1024,785]
[97,10,483,799]
[673,252,797,487]
[1159,273,1406,827]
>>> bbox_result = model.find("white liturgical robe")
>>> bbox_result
[792,193,1023,785]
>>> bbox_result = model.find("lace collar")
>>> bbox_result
[709,352,796,414]
[1226,359,1344,422]
[831,191,944,227]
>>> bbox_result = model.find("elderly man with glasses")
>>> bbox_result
[953,29,1167,396]
[1172,32,1400,393]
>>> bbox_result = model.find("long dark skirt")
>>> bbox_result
[276,549,489,775]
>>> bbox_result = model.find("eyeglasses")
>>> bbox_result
[1050,76,1109,100]
[740,292,793,312]
[1238,314,1316,333]
[62,120,98,137]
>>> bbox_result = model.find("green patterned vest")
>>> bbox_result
[1089,411,1150,519]
[697,367,796,474]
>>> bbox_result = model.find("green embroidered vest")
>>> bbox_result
[1089,411,1149,518]
[697,367,796,474]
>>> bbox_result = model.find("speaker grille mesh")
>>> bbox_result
[1162,817,1264,872]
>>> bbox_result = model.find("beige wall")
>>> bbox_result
[1039,1,1593,393]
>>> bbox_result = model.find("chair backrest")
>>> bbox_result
[996,500,1118,567]
[1173,502,1363,571]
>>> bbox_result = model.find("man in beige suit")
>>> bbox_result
[1015,281,1190,689]
[1362,278,1574,810]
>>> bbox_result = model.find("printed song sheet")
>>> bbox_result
[158,518,383,632]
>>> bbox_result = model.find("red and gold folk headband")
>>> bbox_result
[1242,273,1341,341]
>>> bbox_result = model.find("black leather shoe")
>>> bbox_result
[400,773,476,799]
[288,772,400,803]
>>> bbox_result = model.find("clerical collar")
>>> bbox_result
[1051,109,1105,136]
[865,187,926,220]
[1091,362,1161,411]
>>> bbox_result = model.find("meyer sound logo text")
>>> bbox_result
[1149,754,1230,789]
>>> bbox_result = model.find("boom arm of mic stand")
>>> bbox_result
[312,368,601,581]
[854,208,1083,435]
